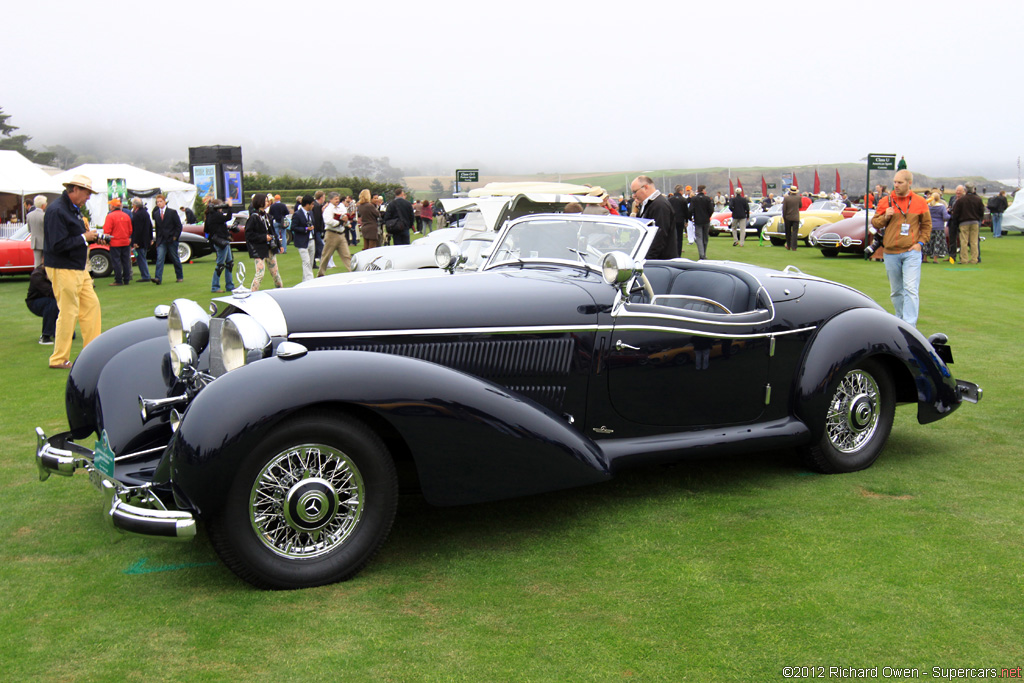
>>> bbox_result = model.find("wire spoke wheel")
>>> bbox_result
[824,370,880,454]
[802,359,894,474]
[208,413,397,589]
[250,443,365,560]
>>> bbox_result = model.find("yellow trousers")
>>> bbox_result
[46,267,101,366]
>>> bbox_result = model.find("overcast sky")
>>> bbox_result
[4,0,1022,179]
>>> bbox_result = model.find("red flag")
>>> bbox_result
[835,169,841,193]
[737,178,744,193]
[729,178,734,196]
[813,169,821,195]
[792,172,798,189]
[761,174,767,196]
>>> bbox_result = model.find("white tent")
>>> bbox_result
[1000,192,1024,232]
[52,163,197,227]
[0,151,64,222]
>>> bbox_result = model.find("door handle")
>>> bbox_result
[615,340,640,351]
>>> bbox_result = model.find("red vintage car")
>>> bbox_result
[1,226,211,278]
[1,226,115,277]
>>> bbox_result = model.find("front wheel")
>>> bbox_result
[769,236,785,247]
[801,359,895,473]
[820,248,839,258]
[207,413,398,589]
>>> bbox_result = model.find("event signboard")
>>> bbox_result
[193,165,217,200]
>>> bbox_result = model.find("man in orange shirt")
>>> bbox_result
[102,198,133,285]
[867,169,931,327]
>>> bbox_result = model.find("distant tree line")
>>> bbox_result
[242,172,404,199]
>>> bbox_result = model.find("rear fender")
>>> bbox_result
[170,350,610,516]
[794,307,960,441]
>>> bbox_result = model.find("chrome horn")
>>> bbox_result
[139,394,190,424]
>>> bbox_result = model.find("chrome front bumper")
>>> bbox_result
[956,380,982,404]
[35,428,196,541]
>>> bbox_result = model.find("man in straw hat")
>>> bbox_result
[43,174,103,369]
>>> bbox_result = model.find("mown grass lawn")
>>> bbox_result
[1,233,1021,681]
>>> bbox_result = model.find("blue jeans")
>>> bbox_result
[991,212,1003,238]
[155,241,183,282]
[884,249,922,327]
[274,220,287,253]
[211,243,235,291]
[134,247,151,280]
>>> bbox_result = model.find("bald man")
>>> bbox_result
[630,175,676,260]
[869,169,931,327]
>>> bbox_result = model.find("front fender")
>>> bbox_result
[794,307,960,441]
[66,315,169,439]
[170,350,610,516]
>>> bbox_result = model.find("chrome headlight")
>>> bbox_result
[168,299,211,352]
[602,251,637,285]
[841,236,853,247]
[170,343,198,379]
[221,313,272,373]
[435,241,465,270]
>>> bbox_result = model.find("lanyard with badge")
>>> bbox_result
[890,193,912,236]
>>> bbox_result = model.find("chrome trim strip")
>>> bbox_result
[606,324,817,340]
[291,324,603,339]
[291,323,817,342]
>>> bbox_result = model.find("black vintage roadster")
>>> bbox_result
[35,213,980,589]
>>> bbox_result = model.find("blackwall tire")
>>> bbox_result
[89,250,112,278]
[801,359,895,474]
[207,412,398,589]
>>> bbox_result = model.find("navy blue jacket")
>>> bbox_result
[290,207,314,249]
[152,206,182,246]
[43,191,89,270]
[131,207,154,248]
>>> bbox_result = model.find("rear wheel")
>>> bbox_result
[207,413,398,589]
[177,242,193,263]
[801,359,895,473]
[88,250,111,278]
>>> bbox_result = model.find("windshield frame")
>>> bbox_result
[481,213,656,273]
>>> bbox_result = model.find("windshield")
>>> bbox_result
[8,227,29,240]
[486,218,646,269]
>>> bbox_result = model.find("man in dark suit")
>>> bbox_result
[689,185,715,260]
[311,190,326,267]
[667,184,690,257]
[292,195,316,281]
[151,194,183,284]
[383,188,415,245]
[130,198,153,282]
[630,175,676,260]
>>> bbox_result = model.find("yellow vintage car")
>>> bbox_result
[761,214,834,246]
[801,200,857,225]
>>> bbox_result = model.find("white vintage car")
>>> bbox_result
[351,192,608,272]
